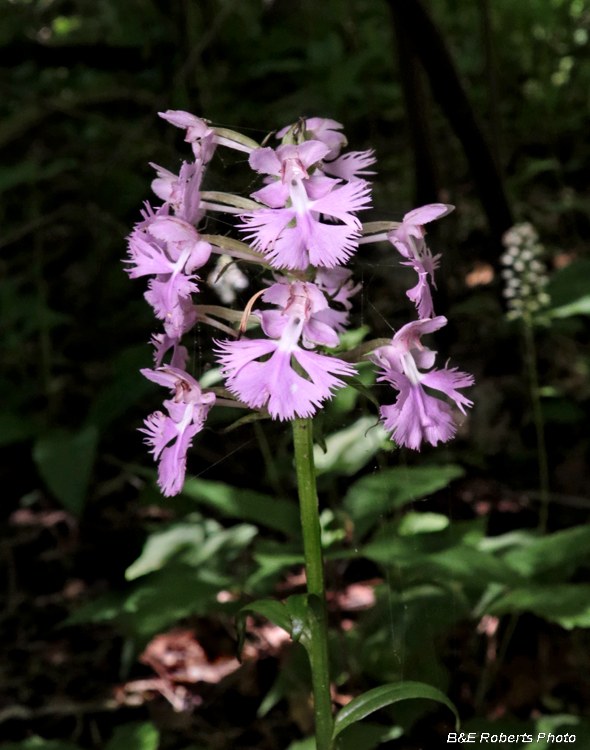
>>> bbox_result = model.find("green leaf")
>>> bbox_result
[125,519,257,580]
[64,565,223,641]
[334,325,370,352]
[1,738,80,750]
[418,546,520,587]
[332,681,459,740]
[105,723,159,750]
[549,293,590,318]
[335,722,403,750]
[313,416,389,476]
[33,425,98,514]
[339,374,381,409]
[286,594,309,643]
[503,525,590,578]
[398,512,450,536]
[285,740,315,750]
[220,411,271,433]
[487,584,590,628]
[344,465,464,536]
[547,258,590,308]
[236,600,291,660]
[181,477,300,537]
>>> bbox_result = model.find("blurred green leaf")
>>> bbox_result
[181,478,300,537]
[0,158,77,192]
[417,546,520,588]
[332,681,459,739]
[503,525,590,578]
[398,512,450,536]
[549,294,590,318]
[344,465,464,536]
[335,722,403,750]
[105,723,159,750]
[547,258,590,307]
[488,584,590,627]
[541,398,585,423]
[313,416,388,476]
[66,564,223,640]
[125,519,257,580]
[1,739,80,750]
[33,425,98,514]
[285,740,315,750]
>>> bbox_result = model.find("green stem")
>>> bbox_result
[292,417,333,750]
[522,313,550,532]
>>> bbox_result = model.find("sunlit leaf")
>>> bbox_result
[313,416,388,476]
[125,519,257,580]
[398,512,450,536]
[344,465,464,536]
[181,478,300,537]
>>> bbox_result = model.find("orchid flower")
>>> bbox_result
[372,317,473,450]
[387,203,454,319]
[215,281,355,420]
[140,367,215,496]
[240,142,371,270]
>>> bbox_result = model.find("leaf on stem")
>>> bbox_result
[236,600,292,660]
[331,681,460,740]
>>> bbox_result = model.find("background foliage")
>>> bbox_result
[2,0,590,748]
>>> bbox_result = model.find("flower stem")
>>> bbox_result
[292,417,333,750]
[522,313,550,532]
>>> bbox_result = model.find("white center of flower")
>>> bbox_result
[288,178,313,216]
[402,351,423,386]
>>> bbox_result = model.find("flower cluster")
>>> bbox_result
[501,223,550,320]
[124,112,474,495]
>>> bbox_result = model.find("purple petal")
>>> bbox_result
[261,309,289,339]
[185,240,212,272]
[261,281,292,308]
[125,235,174,277]
[305,220,360,268]
[240,208,295,257]
[251,180,290,208]
[157,421,201,497]
[421,367,474,413]
[148,216,200,246]
[403,203,454,226]
[405,269,435,320]
[323,150,376,182]
[295,140,331,169]
[305,173,340,200]
[379,372,456,450]
[249,147,282,176]
[313,180,371,227]
[140,411,178,459]
[302,317,340,348]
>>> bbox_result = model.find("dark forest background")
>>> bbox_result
[2,1,590,749]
